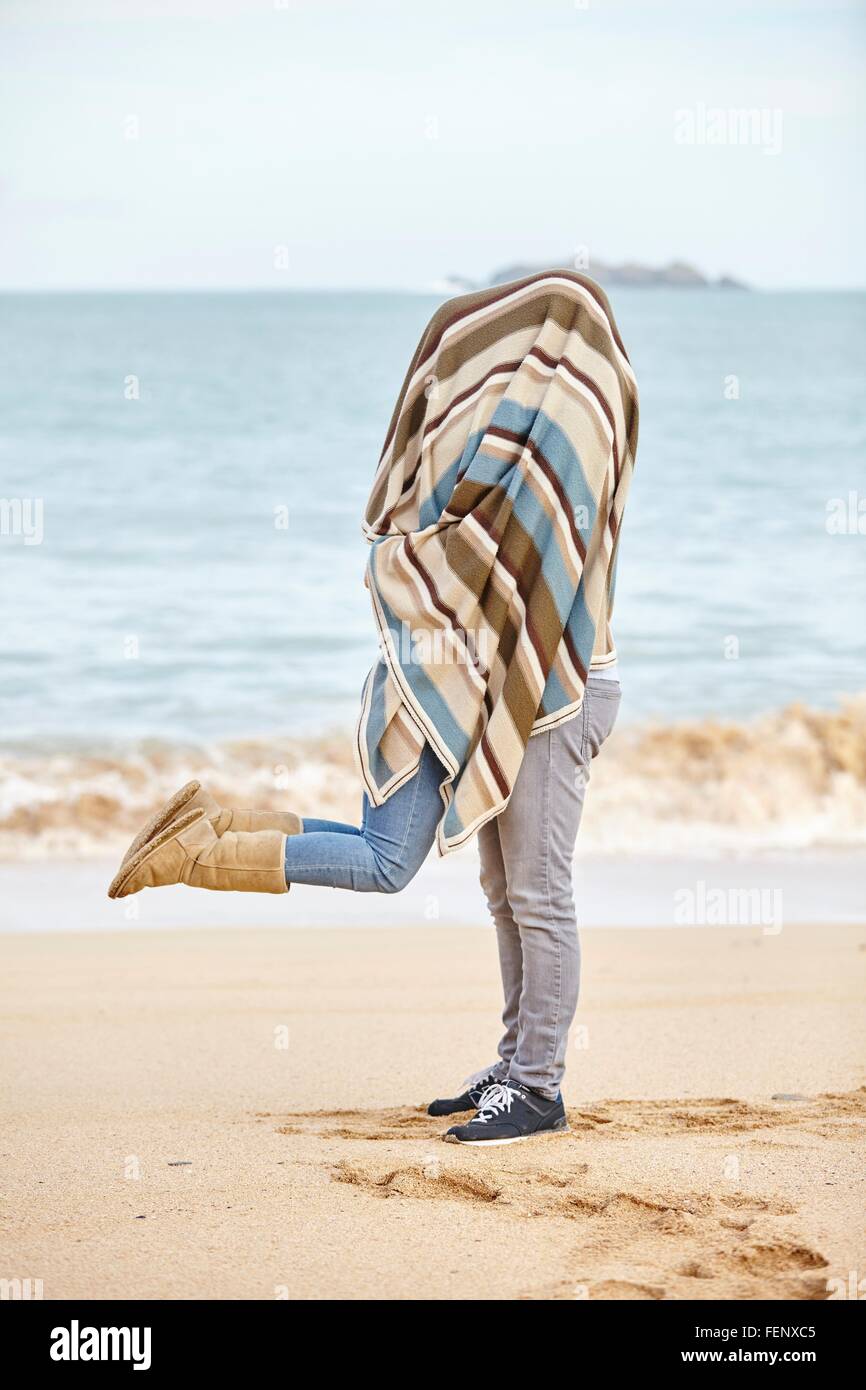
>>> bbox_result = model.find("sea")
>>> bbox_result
[1,287,864,859]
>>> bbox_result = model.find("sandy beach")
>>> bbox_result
[2,918,864,1301]
[3,0,864,1328]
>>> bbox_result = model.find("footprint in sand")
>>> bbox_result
[270,1088,866,1144]
[270,1090,857,1301]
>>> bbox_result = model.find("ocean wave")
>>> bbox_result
[2,696,865,859]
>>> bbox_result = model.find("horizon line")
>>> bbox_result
[1,282,865,295]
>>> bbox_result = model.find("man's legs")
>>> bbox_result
[477,817,521,1081]
[482,678,621,1099]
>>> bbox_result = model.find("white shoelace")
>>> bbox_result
[473,1082,523,1124]
[462,1062,501,1092]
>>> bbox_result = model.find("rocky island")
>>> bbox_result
[438,258,748,293]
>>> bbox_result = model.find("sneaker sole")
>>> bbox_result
[444,1125,570,1146]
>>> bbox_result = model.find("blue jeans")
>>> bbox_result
[283,741,445,892]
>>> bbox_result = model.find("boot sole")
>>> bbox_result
[108,806,206,899]
[119,780,202,869]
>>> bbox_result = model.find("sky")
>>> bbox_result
[0,0,864,291]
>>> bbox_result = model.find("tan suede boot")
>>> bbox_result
[119,780,302,868]
[108,807,289,899]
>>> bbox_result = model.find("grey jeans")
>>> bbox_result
[478,675,621,1099]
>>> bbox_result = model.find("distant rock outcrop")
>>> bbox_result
[443,259,749,291]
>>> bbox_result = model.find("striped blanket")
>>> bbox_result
[355,270,639,854]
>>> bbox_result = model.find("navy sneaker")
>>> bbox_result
[427,1064,502,1117]
[444,1081,568,1145]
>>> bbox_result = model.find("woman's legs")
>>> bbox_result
[283,741,446,892]
[478,677,621,1098]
